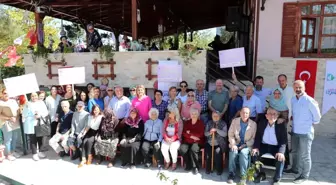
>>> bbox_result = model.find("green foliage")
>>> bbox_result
[0,5,59,61]
[157,172,178,185]
[0,66,25,79]
[178,42,201,65]
[32,46,49,62]
[178,30,215,50]
[98,45,115,61]
[63,23,85,42]
[237,161,263,185]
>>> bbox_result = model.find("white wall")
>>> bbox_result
[23,51,206,89]
[257,0,296,59]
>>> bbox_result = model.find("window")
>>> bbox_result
[281,2,336,58]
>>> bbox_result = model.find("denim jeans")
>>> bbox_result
[1,126,19,155]
[291,130,314,178]
[229,147,251,177]
[200,113,209,126]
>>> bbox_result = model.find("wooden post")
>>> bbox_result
[131,0,138,40]
[34,11,45,47]
[183,28,187,43]
[190,31,193,42]
[115,30,120,51]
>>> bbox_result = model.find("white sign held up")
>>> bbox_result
[58,67,86,85]
[219,47,246,69]
[157,61,182,82]
[3,73,39,97]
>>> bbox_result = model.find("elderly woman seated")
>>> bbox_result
[120,108,144,169]
[141,108,163,168]
[227,107,257,185]
[204,111,228,175]
[161,107,183,171]
[94,109,120,168]
[179,108,204,174]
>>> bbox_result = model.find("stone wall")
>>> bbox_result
[23,51,206,88]
[257,58,336,137]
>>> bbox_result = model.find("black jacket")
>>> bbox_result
[253,119,287,154]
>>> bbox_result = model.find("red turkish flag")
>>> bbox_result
[295,60,318,97]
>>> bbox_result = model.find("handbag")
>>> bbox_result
[35,115,51,137]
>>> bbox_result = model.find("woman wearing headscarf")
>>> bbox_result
[94,109,119,168]
[119,108,144,169]
[181,90,201,121]
[204,111,228,175]
[269,88,289,124]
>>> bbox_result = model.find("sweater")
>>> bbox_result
[143,119,163,142]
[182,119,205,145]
[70,110,89,136]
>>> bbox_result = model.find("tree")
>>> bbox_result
[0,5,60,79]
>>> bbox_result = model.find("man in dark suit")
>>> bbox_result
[252,108,287,185]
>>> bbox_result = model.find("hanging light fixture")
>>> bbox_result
[158,18,163,34]
[137,9,141,23]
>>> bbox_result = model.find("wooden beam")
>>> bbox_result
[131,0,138,40]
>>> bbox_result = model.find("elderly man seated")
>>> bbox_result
[227,107,257,185]
[67,101,89,160]
[49,100,74,157]
[252,108,287,185]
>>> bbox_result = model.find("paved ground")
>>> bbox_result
[0,136,335,185]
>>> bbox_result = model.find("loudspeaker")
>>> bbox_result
[226,6,241,32]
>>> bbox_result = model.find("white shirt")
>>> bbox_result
[45,95,62,122]
[177,93,187,104]
[262,123,278,146]
[275,85,295,119]
[87,115,103,130]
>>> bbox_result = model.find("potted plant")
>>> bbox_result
[178,42,201,65]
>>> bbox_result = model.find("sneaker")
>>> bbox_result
[254,172,266,183]
[58,151,65,158]
[38,152,46,159]
[32,154,40,161]
[130,165,136,169]
[12,152,21,158]
[192,168,199,175]
[227,173,235,184]
[239,179,247,185]
[121,162,128,168]
[284,168,299,174]
[158,164,163,170]
[293,176,308,184]
[145,163,151,168]
[273,179,281,185]
[7,155,16,161]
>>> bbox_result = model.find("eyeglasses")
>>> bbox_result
[180,85,187,88]
[107,90,113,92]
[130,89,136,91]
[188,95,194,97]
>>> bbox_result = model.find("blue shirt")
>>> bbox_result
[88,98,104,113]
[152,100,168,121]
[243,95,262,117]
[195,90,209,113]
[228,96,243,121]
[262,123,278,146]
[239,120,248,146]
[254,87,272,112]
[58,111,74,134]
[291,93,321,134]
[109,96,131,119]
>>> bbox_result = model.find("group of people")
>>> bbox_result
[0,73,321,185]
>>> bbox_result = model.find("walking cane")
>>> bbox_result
[211,132,215,171]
